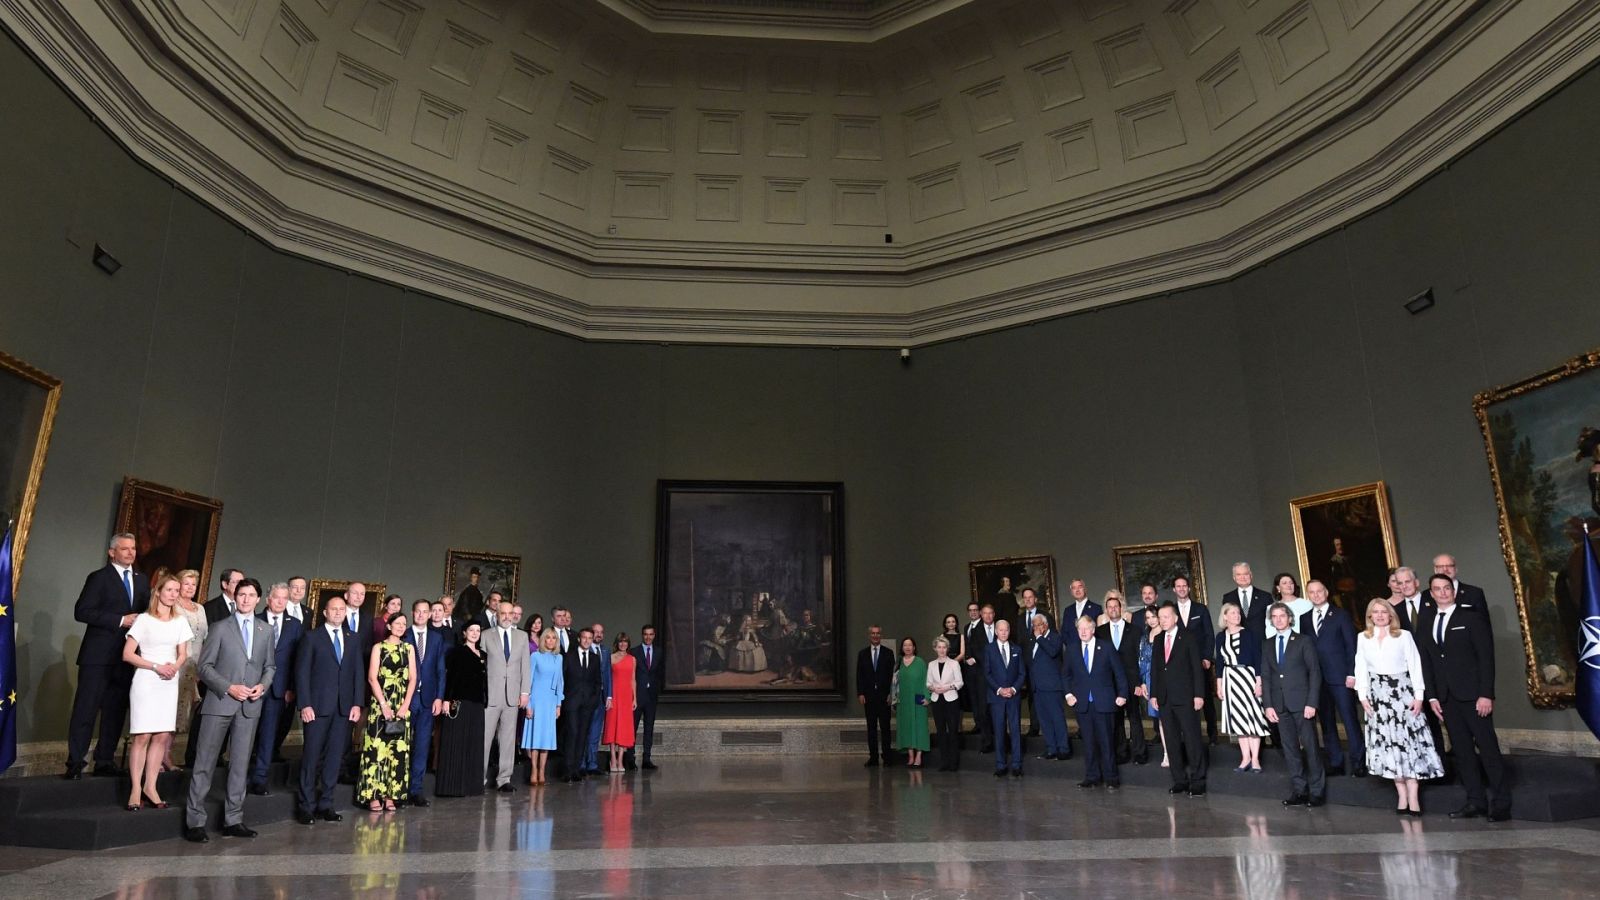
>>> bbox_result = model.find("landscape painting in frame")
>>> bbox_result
[654,481,844,701]
[1112,540,1208,607]
[1474,346,1600,708]
[0,349,61,593]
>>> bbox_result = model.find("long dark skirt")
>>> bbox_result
[435,700,486,797]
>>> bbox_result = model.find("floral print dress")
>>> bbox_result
[356,641,412,803]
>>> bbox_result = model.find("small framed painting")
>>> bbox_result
[968,555,1059,627]
[114,478,223,596]
[1112,540,1208,607]
[1289,481,1398,618]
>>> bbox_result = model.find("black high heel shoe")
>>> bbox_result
[125,802,141,812]
[143,792,170,810]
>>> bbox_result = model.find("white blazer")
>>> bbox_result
[926,656,964,701]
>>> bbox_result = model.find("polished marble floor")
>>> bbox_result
[2,757,1598,899]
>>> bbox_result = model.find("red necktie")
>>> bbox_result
[1164,632,1173,663]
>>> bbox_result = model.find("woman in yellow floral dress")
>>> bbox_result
[357,612,417,812]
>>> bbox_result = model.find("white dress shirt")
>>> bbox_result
[285,603,305,622]
[1354,629,1426,703]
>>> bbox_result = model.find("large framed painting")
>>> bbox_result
[0,350,61,594]
[307,578,388,628]
[114,478,223,595]
[1474,346,1600,708]
[1112,540,1208,607]
[444,548,520,610]
[1290,481,1398,617]
[653,480,844,701]
[968,555,1059,626]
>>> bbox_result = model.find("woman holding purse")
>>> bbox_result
[925,635,964,772]
[891,637,929,768]
[357,612,417,812]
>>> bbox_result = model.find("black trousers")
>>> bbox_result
[965,660,992,746]
[563,695,599,775]
[1202,668,1218,742]
[635,698,657,762]
[1441,700,1509,812]
[298,713,351,813]
[1275,710,1326,798]
[1159,700,1208,788]
[1113,698,1147,757]
[66,662,133,770]
[863,696,892,761]
[931,697,961,770]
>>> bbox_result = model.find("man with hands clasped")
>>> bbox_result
[1261,601,1325,808]
[185,578,274,842]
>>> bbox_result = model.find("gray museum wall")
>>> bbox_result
[2,27,1596,741]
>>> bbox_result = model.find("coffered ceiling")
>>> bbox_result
[3,0,1598,344]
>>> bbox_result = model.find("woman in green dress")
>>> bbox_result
[892,637,929,767]
[358,611,418,812]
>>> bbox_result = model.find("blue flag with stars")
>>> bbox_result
[1578,526,1600,742]
[0,525,16,775]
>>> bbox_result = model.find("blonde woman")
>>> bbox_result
[1355,598,1442,816]
[170,568,207,770]
[122,573,193,809]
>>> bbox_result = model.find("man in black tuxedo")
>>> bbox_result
[1017,589,1051,737]
[248,584,304,794]
[294,595,363,824]
[1149,601,1207,796]
[1224,563,1271,638]
[561,628,604,783]
[857,625,896,766]
[1433,554,1489,612]
[1301,580,1364,777]
[1418,574,1510,821]
[64,532,150,779]
[963,604,995,751]
[1263,602,1326,806]
[1172,576,1217,745]
[1097,595,1147,764]
[629,624,664,770]
[204,568,245,624]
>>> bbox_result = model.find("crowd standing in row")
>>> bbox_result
[64,537,664,841]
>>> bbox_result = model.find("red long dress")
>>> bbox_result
[602,652,637,747]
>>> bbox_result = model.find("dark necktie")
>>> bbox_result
[334,629,343,664]
[502,629,510,661]
[1277,635,1285,665]
[1434,611,1445,647]
[645,645,652,668]
[122,568,134,608]
[1083,644,1092,702]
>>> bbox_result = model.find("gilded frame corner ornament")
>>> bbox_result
[0,350,61,595]
[1472,346,1600,709]
[1111,539,1209,607]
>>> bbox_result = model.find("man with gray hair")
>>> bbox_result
[1224,562,1270,636]
[1393,567,1429,631]
[64,532,150,779]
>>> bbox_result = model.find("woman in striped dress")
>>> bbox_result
[1214,600,1269,772]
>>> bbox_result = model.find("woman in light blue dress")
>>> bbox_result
[522,628,565,785]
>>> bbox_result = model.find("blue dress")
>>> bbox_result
[521,651,565,750]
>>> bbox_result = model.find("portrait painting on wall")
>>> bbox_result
[1474,346,1600,708]
[114,478,222,597]
[444,549,520,623]
[968,555,1059,627]
[307,578,387,628]
[0,349,61,593]
[654,480,844,701]
[1289,481,1397,618]
[1112,540,1208,607]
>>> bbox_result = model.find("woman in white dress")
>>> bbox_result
[1355,598,1442,816]
[167,568,207,770]
[122,573,193,810]
[730,615,767,673]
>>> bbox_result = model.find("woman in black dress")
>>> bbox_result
[434,622,488,797]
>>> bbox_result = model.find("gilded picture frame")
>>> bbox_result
[1112,540,1208,607]
[307,578,388,629]
[968,554,1060,627]
[1473,346,1600,708]
[1289,481,1398,617]
[443,548,520,613]
[0,349,62,594]
[114,478,223,598]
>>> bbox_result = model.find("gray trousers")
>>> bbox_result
[482,703,519,786]
[187,711,259,828]
[1275,710,1326,798]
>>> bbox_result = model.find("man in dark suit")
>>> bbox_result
[1065,614,1130,788]
[1150,601,1207,796]
[1027,616,1069,760]
[1063,579,1103,629]
[1017,589,1051,737]
[561,627,604,783]
[65,532,150,779]
[963,604,996,752]
[629,623,664,770]
[1224,563,1271,638]
[1433,554,1489,612]
[1300,580,1364,777]
[294,595,363,825]
[338,581,374,781]
[985,619,1027,777]
[857,625,896,766]
[1263,601,1325,806]
[1097,595,1147,764]
[247,583,304,794]
[1172,575,1217,745]
[403,599,448,806]
[1392,567,1432,631]
[185,579,274,842]
[203,568,244,624]
[1418,574,1510,821]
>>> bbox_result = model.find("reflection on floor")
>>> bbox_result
[1,756,1598,898]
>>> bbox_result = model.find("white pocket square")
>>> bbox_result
[1450,626,1466,631]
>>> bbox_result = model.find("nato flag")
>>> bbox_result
[0,526,17,775]
[1578,525,1600,742]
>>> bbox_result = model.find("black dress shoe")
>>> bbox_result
[222,823,258,838]
[1107,782,1121,790]
[1038,753,1056,761]
[1448,805,1484,819]
[62,767,83,781]
[994,770,1007,778]
[641,761,657,770]
[497,783,515,793]
[1326,765,1346,777]
[1487,809,1511,822]
[1283,794,1309,806]
[1078,779,1100,788]
[1010,768,1023,778]
[623,762,638,771]
[1307,796,1326,807]
[864,759,880,768]
[1405,809,1423,818]
[409,795,431,808]
[318,809,344,822]
[92,764,121,777]
[1169,784,1190,794]
[296,811,316,825]
[183,827,209,843]
[1188,786,1207,797]
[1353,765,1368,778]
[247,785,269,796]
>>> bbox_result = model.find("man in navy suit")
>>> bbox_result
[583,621,614,775]
[65,532,150,779]
[1172,575,1217,744]
[1301,580,1365,777]
[248,583,304,794]
[985,619,1027,777]
[1017,589,1052,737]
[1263,601,1326,806]
[403,599,449,805]
[1062,579,1104,629]
[856,625,896,766]
[1065,614,1130,788]
[629,624,664,770]
[294,596,363,824]
[1026,616,1070,760]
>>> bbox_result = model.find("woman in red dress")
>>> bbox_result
[602,633,638,773]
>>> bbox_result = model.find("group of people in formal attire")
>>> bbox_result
[858,556,1512,821]
[63,536,666,842]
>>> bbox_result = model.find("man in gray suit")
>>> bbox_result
[483,598,531,792]
[186,578,275,842]
[1261,601,1325,807]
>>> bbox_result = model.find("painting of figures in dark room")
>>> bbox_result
[1290,481,1397,618]
[1475,346,1600,707]
[114,478,223,594]
[654,481,844,700]
[968,555,1059,626]
[0,349,61,592]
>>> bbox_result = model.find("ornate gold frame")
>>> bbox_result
[307,578,388,629]
[967,554,1060,623]
[1288,480,1398,607]
[113,478,223,593]
[1472,346,1600,709]
[1111,539,1209,606]
[1,350,62,595]
[442,548,521,605]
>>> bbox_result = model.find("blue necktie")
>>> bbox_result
[240,618,252,657]
[503,629,511,662]
[1277,635,1285,665]
[122,568,134,608]
[1083,644,1092,703]
[334,630,343,664]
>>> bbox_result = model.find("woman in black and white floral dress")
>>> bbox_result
[1355,598,1442,816]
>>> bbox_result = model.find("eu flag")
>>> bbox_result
[0,525,16,775]
[1578,526,1600,742]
